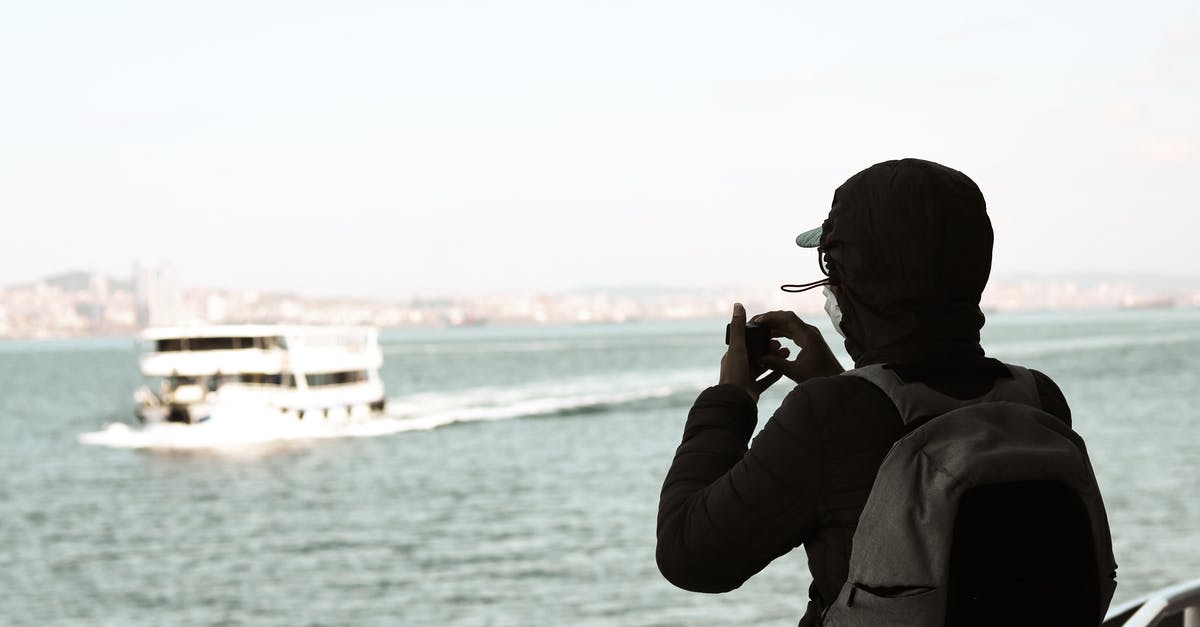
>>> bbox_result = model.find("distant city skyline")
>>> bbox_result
[2,1,1197,297]
[8,265,1200,301]
[3,266,1198,340]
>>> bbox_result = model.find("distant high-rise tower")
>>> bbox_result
[133,259,181,327]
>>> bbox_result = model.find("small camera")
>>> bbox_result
[725,322,773,365]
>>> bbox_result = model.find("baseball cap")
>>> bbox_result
[794,225,823,248]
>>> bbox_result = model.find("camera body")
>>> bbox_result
[725,322,772,365]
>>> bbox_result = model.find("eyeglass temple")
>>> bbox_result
[780,278,830,293]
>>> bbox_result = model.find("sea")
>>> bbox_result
[3,309,1199,626]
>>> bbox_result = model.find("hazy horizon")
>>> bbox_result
[3,1,1197,297]
[11,265,1200,302]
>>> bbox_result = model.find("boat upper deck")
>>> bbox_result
[138,325,382,377]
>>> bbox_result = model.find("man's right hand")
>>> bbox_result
[750,310,845,383]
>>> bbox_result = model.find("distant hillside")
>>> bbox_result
[11,271,133,293]
[991,273,1200,292]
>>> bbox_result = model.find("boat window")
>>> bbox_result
[229,373,295,386]
[191,337,236,351]
[154,336,278,352]
[237,372,290,386]
[305,370,369,387]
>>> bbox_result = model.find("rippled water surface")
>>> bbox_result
[3,310,1199,625]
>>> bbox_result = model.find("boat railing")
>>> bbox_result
[1104,577,1200,627]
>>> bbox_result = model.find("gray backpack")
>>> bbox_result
[822,363,1118,627]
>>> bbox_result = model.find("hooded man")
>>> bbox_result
[655,158,1077,626]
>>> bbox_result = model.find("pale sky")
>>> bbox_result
[1,1,1197,298]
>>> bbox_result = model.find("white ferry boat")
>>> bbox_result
[134,325,386,424]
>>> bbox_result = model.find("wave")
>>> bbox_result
[78,369,711,451]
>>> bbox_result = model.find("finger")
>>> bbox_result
[767,345,791,358]
[749,310,783,324]
[757,347,790,368]
[759,354,791,371]
[728,302,746,349]
[751,311,804,338]
[760,355,806,384]
[751,348,784,377]
[769,339,781,352]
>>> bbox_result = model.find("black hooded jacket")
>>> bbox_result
[655,159,1073,626]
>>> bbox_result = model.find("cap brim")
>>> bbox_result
[794,226,823,248]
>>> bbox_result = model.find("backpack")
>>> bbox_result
[821,363,1118,627]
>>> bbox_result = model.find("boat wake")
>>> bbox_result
[78,370,710,450]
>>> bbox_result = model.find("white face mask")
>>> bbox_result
[823,286,846,339]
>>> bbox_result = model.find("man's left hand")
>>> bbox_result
[720,302,787,402]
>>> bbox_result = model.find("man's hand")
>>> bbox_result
[749,309,845,383]
[719,303,788,402]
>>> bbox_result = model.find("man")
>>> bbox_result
[655,158,1076,626]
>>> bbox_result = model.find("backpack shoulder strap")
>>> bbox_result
[843,362,1042,426]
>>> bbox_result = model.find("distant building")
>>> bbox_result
[88,273,109,301]
[133,259,182,327]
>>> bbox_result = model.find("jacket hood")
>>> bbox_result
[821,158,992,367]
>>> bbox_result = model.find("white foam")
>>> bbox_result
[78,369,711,451]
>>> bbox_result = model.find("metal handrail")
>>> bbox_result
[1104,577,1200,627]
